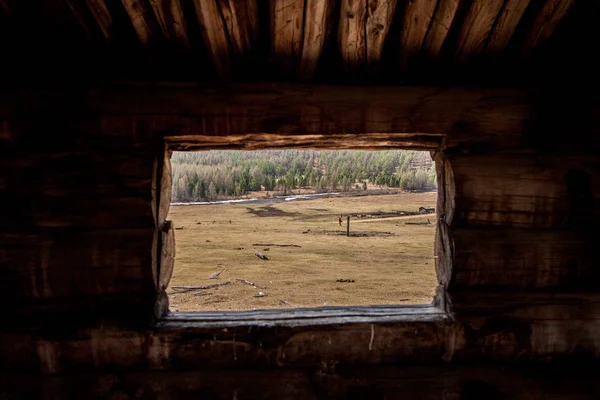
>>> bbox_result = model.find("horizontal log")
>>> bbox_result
[449,153,600,228]
[451,228,597,289]
[0,229,155,297]
[1,363,600,399]
[0,152,155,197]
[0,195,155,228]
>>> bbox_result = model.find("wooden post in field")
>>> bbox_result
[346,216,350,237]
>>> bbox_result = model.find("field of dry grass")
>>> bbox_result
[167,191,437,311]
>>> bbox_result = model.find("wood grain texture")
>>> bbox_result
[398,0,436,68]
[194,0,232,76]
[454,0,504,63]
[366,0,398,66]
[422,0,459,58]
[339,0,367,68]
[220,0,259,56]
[0,229,155,298]
[159,220,175,291]
[85,0,113,40]
[121,0,157,45]
[149,0,188,45]
[299,0,333,79]
[1,363,600,399]
[81,83,537,146]
[486,0,532,55]
[271,0,305,72]
[452,228,597,289]
[520,0,576,58]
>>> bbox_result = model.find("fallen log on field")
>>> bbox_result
[255,251,269,260]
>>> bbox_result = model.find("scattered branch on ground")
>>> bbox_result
[277,298,291,305]
[209,269,226,279]
[238,279,267,289]
[336,279,356,283]
[255,251,269,260]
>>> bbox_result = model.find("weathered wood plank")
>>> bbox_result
[0,229,155,297]
[220,0,259,56]
[80,84,535,143]
[159,220,175,291]
[398,0,436,68]
[149,0,188,45]
[1,364,600,399]
[486,0,532,55]
[422,0,459,58]
[299,0,333,79]
[194,0,260,76]
[454,0,504,63]
[366,0,397,67]
[166,133,443,151]
[339,0,367,68]
[452,228,597,289]
[121,0,159,45]
[0,195,154,228]
[449,153,600,229]
[64,0,113,40]
[271,0,305,73]
[520,0,576,58]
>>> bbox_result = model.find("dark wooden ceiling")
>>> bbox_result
[0,0,597,85]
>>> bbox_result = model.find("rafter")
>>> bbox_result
[299,0,333,79]
[149,0,189,46]
[339,0,367,69]
[486,0,532,55]
[520,0,576,58]
[398,0,436,69]
[121,0,158,45]
[271,0,305,73]
[454,0,504,64]
[422,0,459,59]
[366,0,398,67]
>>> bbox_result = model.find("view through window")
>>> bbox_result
[167,150,438,311]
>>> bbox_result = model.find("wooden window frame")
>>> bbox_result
[154,132,454,326]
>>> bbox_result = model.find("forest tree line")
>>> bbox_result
[171,150,436,202]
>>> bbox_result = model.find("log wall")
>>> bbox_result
[0,83,599,398]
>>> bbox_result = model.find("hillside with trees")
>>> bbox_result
[171,150,436,202]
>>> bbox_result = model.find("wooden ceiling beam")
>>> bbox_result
[520,0,576,58]
[121,0,159,45]
[454,0,504,64]
[194,0,259,78]
[299,0,333,80]
[339,0,367,69]
[398,0,436,69]
[422,0,459,59]
[366,0,398,67]
[64,0,113,41]
[149,0,189,46]
[194,0,231,76]
[486,0,531,55]
[271,0,305,73]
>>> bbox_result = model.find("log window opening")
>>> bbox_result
[164,149,439,312]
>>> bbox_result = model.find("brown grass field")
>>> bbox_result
[167,191,437,311]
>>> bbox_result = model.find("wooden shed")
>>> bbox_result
[1,0,599,398]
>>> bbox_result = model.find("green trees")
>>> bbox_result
[170,150,436,202]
